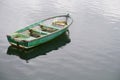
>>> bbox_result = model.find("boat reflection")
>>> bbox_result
[7,32,71,63]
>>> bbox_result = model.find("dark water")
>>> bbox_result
[0,0,120,80]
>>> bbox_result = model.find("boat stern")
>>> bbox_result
[7,35,29,49]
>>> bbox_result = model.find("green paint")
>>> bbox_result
[7,14,73,49]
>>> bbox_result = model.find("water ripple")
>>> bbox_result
[0,0,120,80]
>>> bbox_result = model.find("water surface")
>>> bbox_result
[0,0,120,80]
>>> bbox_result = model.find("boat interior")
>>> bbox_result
[11,20,68,42]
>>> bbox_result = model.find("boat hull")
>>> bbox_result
[7,14,73,49]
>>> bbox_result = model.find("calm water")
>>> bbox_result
[0,0,120,80]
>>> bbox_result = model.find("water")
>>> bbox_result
[0,0,120,80]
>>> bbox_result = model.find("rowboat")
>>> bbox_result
[7,14,73,49]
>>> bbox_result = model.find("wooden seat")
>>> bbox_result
[29,28,50,35]
[11,33,36,42]
[40,24,61,30]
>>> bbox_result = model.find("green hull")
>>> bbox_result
[7,14,73,49]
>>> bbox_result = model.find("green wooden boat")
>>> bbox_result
[7,14,73,49]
